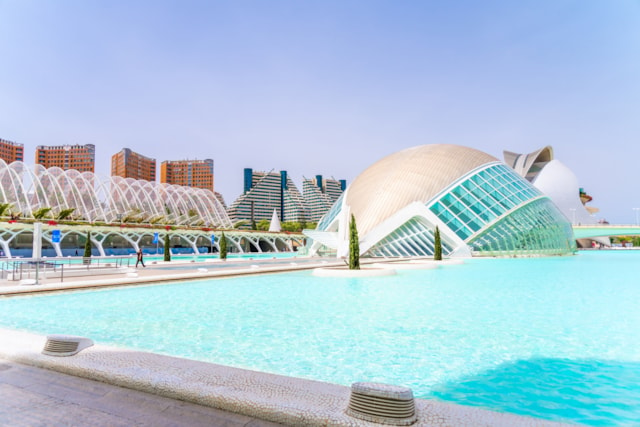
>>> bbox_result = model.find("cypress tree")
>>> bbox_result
[434,226,443,261]
[164,233,171,261]
[83,230,92,264]
[220,232,228,260]
[349,214,360,270]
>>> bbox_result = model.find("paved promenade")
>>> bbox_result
[0,358,282,427]
[0,255,342,295]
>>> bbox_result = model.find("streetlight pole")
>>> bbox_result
[569,208,576,225]
[633,208,640,226]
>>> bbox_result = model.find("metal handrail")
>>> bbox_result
[2,256,131,283]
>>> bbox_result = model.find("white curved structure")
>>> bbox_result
[532,160,595,225]
[504,146,554,183]
[0,160,232,228]
[307,144,576,258]
[503,147,599,226]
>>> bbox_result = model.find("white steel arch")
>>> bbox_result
[0,161,232,228]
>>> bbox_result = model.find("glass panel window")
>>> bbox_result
[429,163,553,245]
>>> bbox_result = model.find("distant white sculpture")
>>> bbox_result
[269,209,282,232]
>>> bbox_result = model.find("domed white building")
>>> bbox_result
[504,145,607,248]
[504,145,598,226]
[305,144,576,258]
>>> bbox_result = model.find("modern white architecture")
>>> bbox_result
[306,144,576,258]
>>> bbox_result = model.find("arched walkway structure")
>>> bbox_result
[0,223,305,258]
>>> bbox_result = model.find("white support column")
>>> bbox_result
[119,234,138,253]
[1,230,19,259]
[228,236,244,253]
[188,238,199,254]
[33,222,43,259]
[52,242,62,257]
[92,237,106,257]
[0,240,11,258]
[248,237,263,253]
[33,222,43,285]
[263,237,277,252]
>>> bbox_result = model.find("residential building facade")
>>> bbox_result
[302,175,346,222]
[35,144,95,172]
[0,138,24,163]
[111,148,157,181]
[160,159,214,191]
[228,169,306,226]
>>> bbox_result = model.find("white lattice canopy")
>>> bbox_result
[0,160,232,228]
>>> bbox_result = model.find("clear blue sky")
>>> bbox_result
[1,1,639,223]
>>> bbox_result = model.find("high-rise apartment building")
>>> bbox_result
[228,168,307,226]
[160,159,214,191]
[0,138,24,163]
[302,175,347,222]
[111,148,156,181]
[35,144,95,172]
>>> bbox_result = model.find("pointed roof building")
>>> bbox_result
[269,209,282,232]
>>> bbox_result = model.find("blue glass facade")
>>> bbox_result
[428,164,543,241]
[367,218,454,258]
[243,168,253,194]
[364,163,574,257]
[467,198,576,255]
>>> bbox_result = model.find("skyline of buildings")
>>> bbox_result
[0,137,346,225]
[0,140,343,207]
[227,169,347,227]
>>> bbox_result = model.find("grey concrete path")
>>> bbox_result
[0,359,283,427]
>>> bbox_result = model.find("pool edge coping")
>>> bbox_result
[0,328,575,427]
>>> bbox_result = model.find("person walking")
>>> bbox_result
[136,249,146,268]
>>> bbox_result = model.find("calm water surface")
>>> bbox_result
[1,250,639,426]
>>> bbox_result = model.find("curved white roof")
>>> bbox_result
[503,146,554,182]
[345,144,497,235]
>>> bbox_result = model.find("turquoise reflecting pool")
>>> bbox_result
[1,251,639,426]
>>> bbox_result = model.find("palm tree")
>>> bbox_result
[56,208,75,221]
[32,207,52,220]
[0,203,13,218]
